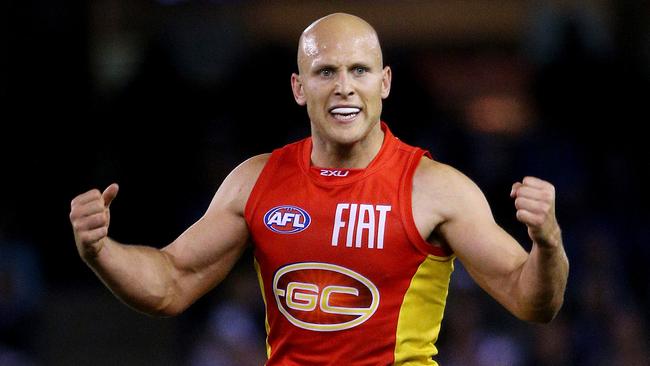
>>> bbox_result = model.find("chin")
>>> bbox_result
[313,115,376,144]
[332,124,371,145]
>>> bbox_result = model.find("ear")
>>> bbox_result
[381,66,392,99]
[291,73,306,106]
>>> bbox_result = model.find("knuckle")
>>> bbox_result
[514,198,522,209]
[94,214,109,228]
[96,214,107,226]
[523,176,537,185]
[515,210,526,221]
[543,190,553,201]
[539,202,550,213]
[78,232,90,244]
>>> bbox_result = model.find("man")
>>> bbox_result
[70,13,568,365]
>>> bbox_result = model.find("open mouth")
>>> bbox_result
[329,107,361,121]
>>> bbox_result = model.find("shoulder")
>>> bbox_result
[227,153,271,192]
[234,153,272,179]
[412,157,489,221]
[208,153,271,215]
[413,157,479,197]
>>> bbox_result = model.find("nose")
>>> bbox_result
[334,72,354,97]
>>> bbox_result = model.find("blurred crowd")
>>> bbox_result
[2,1,649,365]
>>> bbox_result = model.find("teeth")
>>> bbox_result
[331,107,360,114]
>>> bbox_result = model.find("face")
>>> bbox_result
[291,22,392,146]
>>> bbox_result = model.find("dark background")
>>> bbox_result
[2,1,649,365]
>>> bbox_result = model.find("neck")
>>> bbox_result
[310,124,385,169]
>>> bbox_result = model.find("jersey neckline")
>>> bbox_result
[300,121,400,186]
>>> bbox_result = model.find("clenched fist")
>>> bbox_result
[510,177,561,249]
[69,183,119,260]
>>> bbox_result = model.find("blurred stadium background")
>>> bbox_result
[1,0,649,365]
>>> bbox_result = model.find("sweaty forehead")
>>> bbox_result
[298,14,382,70]
[303,31,378,55]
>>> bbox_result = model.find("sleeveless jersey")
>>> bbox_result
[245,122,455,365]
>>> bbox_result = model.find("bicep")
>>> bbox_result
[442,209,526,283]
[159,154,268,309]
[162,204,249,300]
[435,171,527,307]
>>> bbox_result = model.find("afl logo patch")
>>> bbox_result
[264,205,311,234]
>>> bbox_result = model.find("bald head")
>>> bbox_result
[297,13,383,74]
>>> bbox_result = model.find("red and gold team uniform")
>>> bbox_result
[245,123,455,365]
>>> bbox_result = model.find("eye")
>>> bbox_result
[319,68,334,78]
[353,66,368,75]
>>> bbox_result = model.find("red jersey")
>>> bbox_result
[245,123,454,365]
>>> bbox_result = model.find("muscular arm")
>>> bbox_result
[69,154,269,317]
[412,158,569,323]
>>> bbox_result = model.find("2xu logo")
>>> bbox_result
[264,205,311,234]
[320,169,349,177]
[273,262,380,332]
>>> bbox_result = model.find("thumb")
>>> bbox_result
[510,182,522,198]
[102,183,119,208]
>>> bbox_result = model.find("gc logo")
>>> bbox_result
[273,262,380,332]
